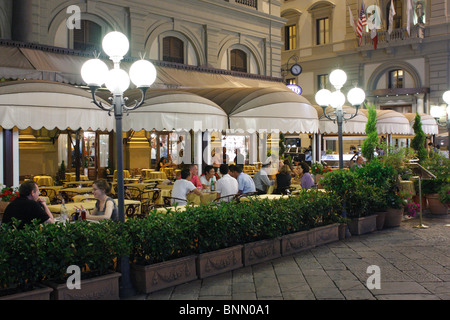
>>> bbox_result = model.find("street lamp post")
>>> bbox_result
[430,90,450,148]
[81,31,157,297]
[314,69,366,169]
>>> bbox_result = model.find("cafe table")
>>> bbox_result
[48,199,141,215]
[65,173,89,181]
[148,171,167,180]
[141,169,155,179]
[63,180,94,188]
[113,170,131,180]
[33,175,54,186]
[187,191,218,205]
[39,186,64,201]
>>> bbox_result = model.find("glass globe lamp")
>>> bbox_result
[80,59,108,87]
[329,69,347,89]
[130,59,157,88]
[315,89,331,107]
[102,31,129,63]
[347,87,366,106]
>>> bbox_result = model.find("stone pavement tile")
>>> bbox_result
[304,275,336,289]
[232,282,255,293]
[202,272,232,287]
[436,293,450,300]
[282,290,316,300]
[341,289,376,300]
[254,279,282,298]
[420,281,450,294]
[333,280,367,291]
[277,275,309,292]
[376,294,440,300]
[199,284,232,297]
[233,267,254,283]
[145,286,174,300]
[198,295,232,300]
[311,287,345,300]
[171,279,202,295]
[326,270,359,282]
[403,269,443,283]
[372,281,430,296]
[300,268,327,276]
[232,292,257,300]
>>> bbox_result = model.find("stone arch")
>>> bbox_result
[144,21,205,66]
[366,60,422,92]
[217,35,264,75]
[48,2,122,48]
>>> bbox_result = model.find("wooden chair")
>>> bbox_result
[235,191,258,203]
[163,196,189,207]
[141,188,161,203]
[123,186,143,201]
[60,190,79,203]
[125,203,142,219]
[213,194,238,203]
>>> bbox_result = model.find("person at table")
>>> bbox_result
[253,163,274,194]
[188,164,203,189]
[351,156,365,171]
[200,165,217,190]
[172,168,203,206]
[299,162,315,189]
[275,164,292,194]
[229,164,256,195]
[76,179,118,221]
[2,180,54,229]
[156,157,169,171]
[216,164,239,202]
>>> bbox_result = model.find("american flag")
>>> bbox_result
[356,3,367,43]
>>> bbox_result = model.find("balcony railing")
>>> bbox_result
[224,0,257,9]
[360,25,424,49]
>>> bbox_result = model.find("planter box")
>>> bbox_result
[131,256,197,294]
[243,238,281,266]
[375,211,387,230]
[197,245,243,279]
[46,272,121,300]
[426,194,449,215]
[347,215,377,235]
[0,284,53,300]
[385,208,403,228]
[281,229,315,256]
[314,223,339,246]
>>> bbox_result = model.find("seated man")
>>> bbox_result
[229,164,256,195]
[252,163,274,194]
[199,165,217,190]
[216,164,239,202]
[2,180,55,229]
[171,168,202,206]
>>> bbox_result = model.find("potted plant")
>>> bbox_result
[0,185,19,214]
[310,162,332,187]
[421,154,450,215]
[0,220,53,300]
[43,221,130,300]
[385,192,404,227]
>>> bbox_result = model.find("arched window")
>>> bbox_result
[73,20,101,51]
[230,49,247,73]
[163,36,184,64]
[386,0,402,31]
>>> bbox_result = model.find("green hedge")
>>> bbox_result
[0,190,342,293]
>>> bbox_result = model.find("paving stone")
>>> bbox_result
[341,289,376,300]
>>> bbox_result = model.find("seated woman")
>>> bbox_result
[275,164,292,194]
[156,157,168,171]
[299,162,315,189]
[75,179,118,221]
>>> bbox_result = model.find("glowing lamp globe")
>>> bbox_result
[102,31,129,62]
[80,59,108,86]
[347,87,366,106]
[329,69,347,89]
[430,106,445,118]
[329,90,346,111]
[130,59,157,88]
[315,89,331,107]
[105,68,130,95]
[443,90,450,105]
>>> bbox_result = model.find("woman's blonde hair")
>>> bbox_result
[279,164,292,175]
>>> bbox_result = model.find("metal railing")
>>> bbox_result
[224,0,257,9]
[360,25,424,48]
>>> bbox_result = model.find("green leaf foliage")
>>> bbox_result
[361,104,378,161]
[411,113,428,163]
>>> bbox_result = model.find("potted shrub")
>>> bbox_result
[43,221,130,300]
[385,192,404,227]
[0,220,53,300]
[127,207,199,293]
[421,154,450,215]
[345,181,378,235]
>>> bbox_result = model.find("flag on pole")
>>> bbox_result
[388,0,396,35]
[356,2,367,45]
[371,26,378,50]
[348,6,357,35]
[406,0,413,36]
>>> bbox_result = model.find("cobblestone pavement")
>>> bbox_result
[126,213,450,300]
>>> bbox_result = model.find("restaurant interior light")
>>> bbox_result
[102,31,130,63]
[129,59,157,88]
[80,58,108,87]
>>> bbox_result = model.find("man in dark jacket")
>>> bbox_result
[2,180,54,228]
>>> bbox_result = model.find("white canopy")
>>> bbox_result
[0,81,114,131]
[313,105,368,134]
[184,87,319,133]
[120,89,228,132]
[404,113,439,135]
[360,109,411,135]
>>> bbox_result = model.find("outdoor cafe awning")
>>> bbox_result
[360,109,411,135]
[403,113,439,135]
[0,80,114,131]
[313,105,368,135]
